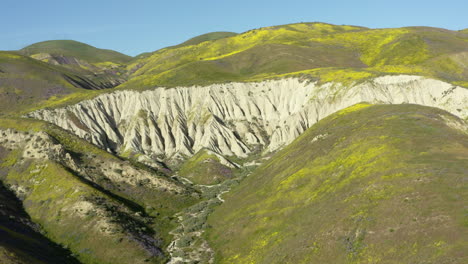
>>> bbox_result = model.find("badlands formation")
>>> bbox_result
[28,75,468,160]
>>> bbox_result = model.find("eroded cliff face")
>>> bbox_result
[27,75,468,160]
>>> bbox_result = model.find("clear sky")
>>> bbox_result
[1,0,467,56]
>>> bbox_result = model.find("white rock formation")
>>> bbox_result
[27,75,468,159]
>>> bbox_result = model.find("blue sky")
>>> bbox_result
[1,0,467,56]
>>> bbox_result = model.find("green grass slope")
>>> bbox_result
[0,182,80,264]
[0,51,89,115]
[171,32,238,49]
[20,40,131,64]
[0,51,123,115]
[20,40,130,90]
[207,104,468,263]
[0,118,198,263]
[178,149,235,185]
[133,32,238,61]
[122,23,468,89]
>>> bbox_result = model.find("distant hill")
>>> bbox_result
[20,40,131,83]
[123,22,468,89]
[0,51,81,114]
[0,51,124,115]
[20,40,132,64]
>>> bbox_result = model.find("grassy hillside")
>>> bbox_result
[0,51,88,114]
[20,40,131,64]
[2,22,467,116]
[0,181,80,264]
[0,51,127,115]
[207,104,468,263]
[133,32,238,61]
[0,22,467,264]
[122,23,468,89]
[171,32,238,49]
[178,149,236,185]
[0,118,198,263]
[20,40,130,90]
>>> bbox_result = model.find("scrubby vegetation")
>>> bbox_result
[178,149,236,185]
[0,180,80,264]
[0,118,199,263]
[207,104,468,263]
[122,23,468,89]
[1,22,467,263]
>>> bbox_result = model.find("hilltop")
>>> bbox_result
[20,40,131,64]
[122,22,468,89]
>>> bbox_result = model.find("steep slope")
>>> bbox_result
[0,181,80,264]
[27,76,468,161]
[0,119,198,264]
[123,23,468,89]
[207,104,468,263]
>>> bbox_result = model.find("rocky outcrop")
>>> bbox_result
[0,128,186,196]
[0,127,197,263]
[27,75,468,160]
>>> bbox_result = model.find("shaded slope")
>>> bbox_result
[19,40,131,92]
[0,181,80,264]
[0,50,130,115]
[207,104,468,263]
[123,23,468,89]
[178,149,237,185]
[0,51,87,114]
[0,118,198,264]
[133,43,365,87]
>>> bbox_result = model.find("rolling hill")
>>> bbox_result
[122,23,468,89]
[20,40,131,93]
[207,104,468,263]
[20,40,131,64]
